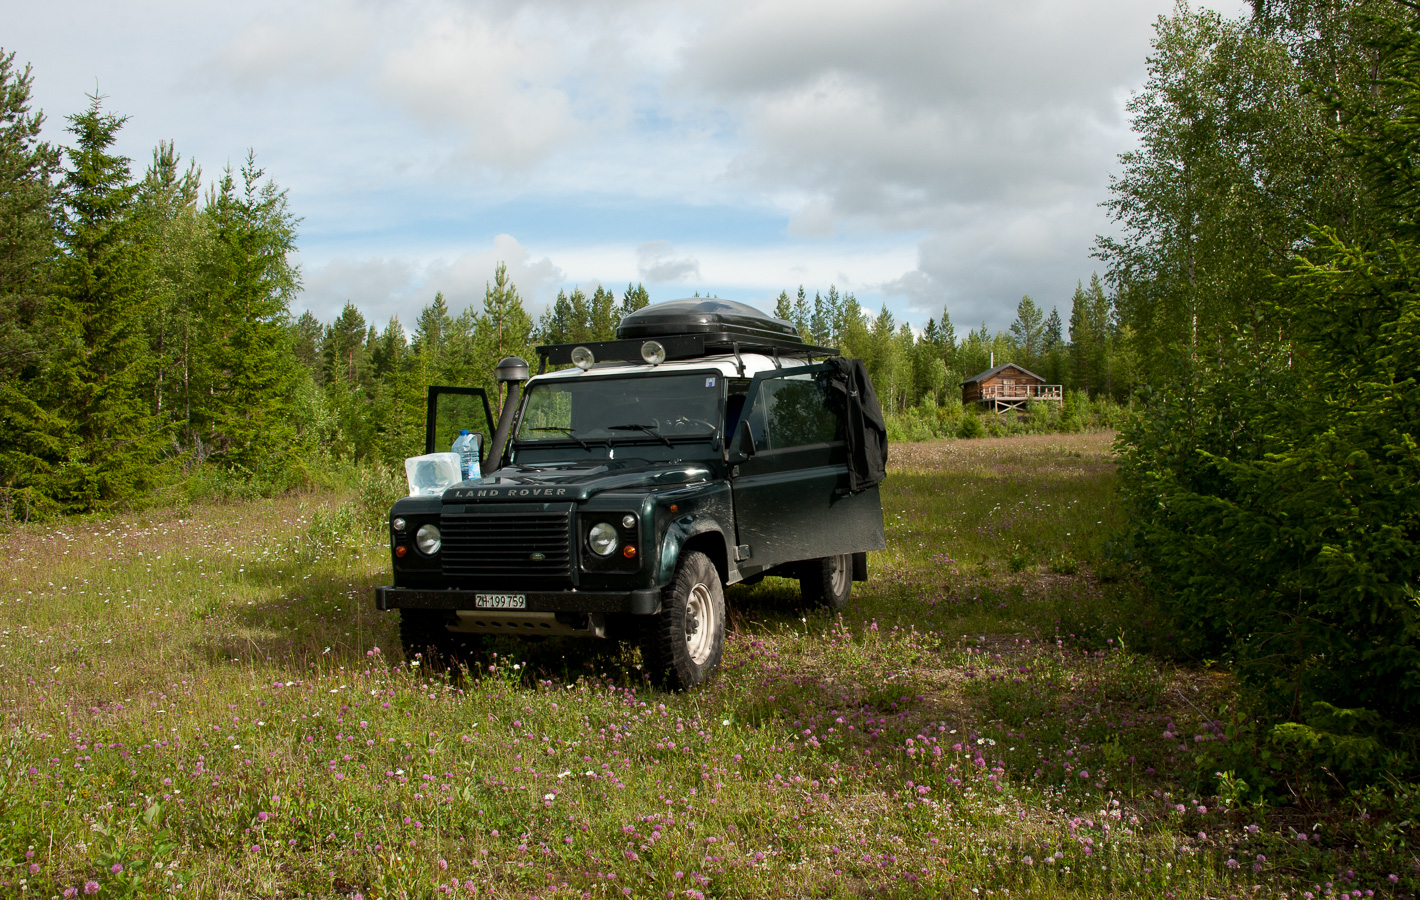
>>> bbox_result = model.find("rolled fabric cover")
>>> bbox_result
[824,357,888,493]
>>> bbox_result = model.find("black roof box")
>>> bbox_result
[617,298,800,343]
[536,298,836,369]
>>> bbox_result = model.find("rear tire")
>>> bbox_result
[639,551,725,690]
[399,609,485,670]
[800,554,852,610]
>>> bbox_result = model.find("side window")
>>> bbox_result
[745,371,845,451]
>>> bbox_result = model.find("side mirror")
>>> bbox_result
[728,420,757,464]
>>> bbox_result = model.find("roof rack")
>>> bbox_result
[535,298,837,372]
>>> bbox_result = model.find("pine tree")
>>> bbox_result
[773,289,792,322]
[1008,295,1045,361]
[322,303,367,387]
[960,323,993,381]
[588,285,618,341]
[414,292,452,361]
[290,310,323,381]
[810,291,829,346]
[369,316,407,382]
[792,286,811,341]
[136,140,203,428]
[476,262,534,397]
[368,315,424,464]
[47,94,164,509]
[618,282,649,319]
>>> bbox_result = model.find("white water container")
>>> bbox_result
[403,452,461,496]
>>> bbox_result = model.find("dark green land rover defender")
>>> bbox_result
[375,298,887,688]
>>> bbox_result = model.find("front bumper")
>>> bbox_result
[375,585,662,615]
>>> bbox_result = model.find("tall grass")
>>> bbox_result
[0,436,1413,898]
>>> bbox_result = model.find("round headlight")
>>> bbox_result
[640,340,666,365]
[588,521,618,556]
[415,523,442,555]
[571,346,595,370]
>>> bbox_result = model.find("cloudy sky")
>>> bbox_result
[9,0,1249,334]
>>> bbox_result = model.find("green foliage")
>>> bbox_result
[956,413,986,440]
[196,153,302,472]
[1097,5,1325,386]
[0,48,58,387]
[1118,2,1420,785]
[41,94,167,511]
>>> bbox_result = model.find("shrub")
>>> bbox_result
[1116,15,1420,782]
[957,413,986,439]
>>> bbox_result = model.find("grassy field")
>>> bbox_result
[1,433,1414,898]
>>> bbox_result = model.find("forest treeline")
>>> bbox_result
[0,46,1129,520]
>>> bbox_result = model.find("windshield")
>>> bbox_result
[516,372,722,443]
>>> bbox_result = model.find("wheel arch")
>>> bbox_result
[656,514,731,587]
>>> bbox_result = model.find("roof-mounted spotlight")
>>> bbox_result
[570,346,596,370]
[640,340,666,366]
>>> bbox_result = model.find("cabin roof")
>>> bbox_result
[961,362,1046,385]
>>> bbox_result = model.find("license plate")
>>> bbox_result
[475,593,526,610]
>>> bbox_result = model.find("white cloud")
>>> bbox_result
[7,0,1256,336]
[377,14,580,169]
[636,241,701,283]
[300,235,565,325]
[202,0,377,91]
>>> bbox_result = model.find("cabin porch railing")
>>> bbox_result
[976,383,1063,412]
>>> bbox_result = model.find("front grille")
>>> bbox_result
[440,506,574,584]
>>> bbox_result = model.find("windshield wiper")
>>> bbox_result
[608,423,673,447]
[530,426,590,450]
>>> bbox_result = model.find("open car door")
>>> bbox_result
[425,386,495,464]
[729,364,885,574]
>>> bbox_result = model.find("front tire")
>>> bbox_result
[800,554,852,610]
[640,551,725,690]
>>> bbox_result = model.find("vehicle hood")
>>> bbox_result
[441,459,713,503]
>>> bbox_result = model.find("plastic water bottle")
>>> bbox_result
[451,431,479,480]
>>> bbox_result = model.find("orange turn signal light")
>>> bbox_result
[394,545,408,558]
[622,544,637,559]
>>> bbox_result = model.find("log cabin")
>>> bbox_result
[961,363,1063,413]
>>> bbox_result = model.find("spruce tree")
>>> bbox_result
[1043,306,1063,350]
[535,289,575,346]
[48,94,164,509]
[199,152,300,471]
[0,50,61,516]
[0,50,58,384]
